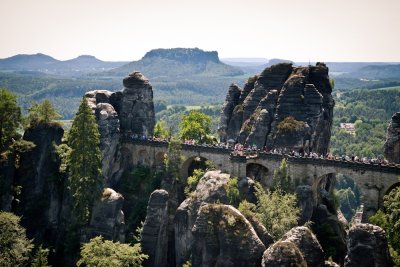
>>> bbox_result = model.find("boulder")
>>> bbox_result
[344,223,393,267]
[83,188,125,242]
[261,240,307,267]
[141,189,169,267]
[281,226,324,267]
[192,204,265,267]
[384,112,400,163]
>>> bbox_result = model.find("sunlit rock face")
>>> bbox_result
[384,112,400,163]
[219,62,334,154]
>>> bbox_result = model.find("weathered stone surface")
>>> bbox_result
[311,203,347,265]
[174,170,231,266]
[219,63,334,154]
[219,84,242,142]
[119,72,155,136]
[83,188,125,242]
[141,189,169,267]
[384,112,400,163]
[15,123,65,243]
[281,226,324,267]
[323,261,340,267]
[0,157,15,211]
[344,223,393,267]
[261,240,307,267]
[191,204,266,267]
[296,185,315,225]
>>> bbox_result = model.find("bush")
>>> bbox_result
[276,116,305,135]
[226,177,240,205]
[185,169,204,196]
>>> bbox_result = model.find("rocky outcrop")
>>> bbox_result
[296,185,315,225]
[192,204,266,267]
[141,189,169,267]
[344,223,393,267]
[174,170,231,265]
[14,123,65,243]
[219,62,334,154]
[261,240,307,267]
[384,112,400,163]
[281,226,324,267]
[82,188,125,242]
[84,72,155,184]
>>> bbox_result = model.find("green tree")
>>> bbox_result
[185,168,205,195]
[25,99,61,127]
[226,177,240,205]
[0,212,33,267]
[273,159,293,192]
[239,183,299,239]
[31,245,50,267]
[165,138,183,181]
[77,236,148,267]
[0,89,21,153]
[154,120,170,138]
[179,110,212,143]
[68,97,103,224]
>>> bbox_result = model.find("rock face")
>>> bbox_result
[261,240,307,267]
[344,223,393,267]
[82,188,126,242]
[192,204,266,267]
[14,123,65,244]
[174,170,271,266]
[281,226,325,267]
[219,62,334,154]
[141,189,169,267]
[384,112,400,163]
[296,185,315,225]
[84,72,155,184]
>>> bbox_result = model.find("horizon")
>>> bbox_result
[1,0,400,62]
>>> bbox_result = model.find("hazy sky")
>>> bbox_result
[1,0,399,62]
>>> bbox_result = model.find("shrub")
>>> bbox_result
[276,116,306,135]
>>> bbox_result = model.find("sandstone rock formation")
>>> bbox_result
[14,123,66,244]
[219,63,334,154]
[141,189,169,267]
[84,71,155,184]
[296,185,315,225]
[344,223,393,267]
[281,226,324,267]
[82,188,126,242]
[261,240,307,267]
[384,112,400,163]
[192,204,266,267]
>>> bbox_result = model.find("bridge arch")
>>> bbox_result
[384,181,400,197]
[138,149,150,165]
[154,151,166,168]
[180,156,209,181]
[246,163,270,186]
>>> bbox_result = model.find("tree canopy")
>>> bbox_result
[0,89,21,153]
[25,99,61,127]
[77,236,148,267]
[154,120,170,139]
[68,97,103,224]
[179,110,212,143]
[0,212,33,267]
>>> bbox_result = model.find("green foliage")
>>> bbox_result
[55,143,71,174]
[276,116,305,135]
[244,182,300,240]
[165,138,183,181]
[0,212,33,267]
[0,88,21,153]
[226,177,240,205]
[154,120,170,138]
[185,168,205,195]
[273,159,293,192]
[24,99,61,127]
[179,110,212,143]
[77,236,148,267]
[68,97,103,224]
[335,175,361,221]
[31,245,50,267]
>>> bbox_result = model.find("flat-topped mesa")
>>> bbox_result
[219,62,334,154]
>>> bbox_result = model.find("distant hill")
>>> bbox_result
[349,64,400,79]
[222,58,291,74]
[107,48,244,77]
[0,53,127,75]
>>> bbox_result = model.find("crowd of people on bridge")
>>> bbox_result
[128,134,397,167]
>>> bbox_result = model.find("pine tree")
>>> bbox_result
[68,97,103,224]
[0,89,21,153]
[31,245,50,267]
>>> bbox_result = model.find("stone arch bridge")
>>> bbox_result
[123,139,400,219]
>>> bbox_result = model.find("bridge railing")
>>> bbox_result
[122,138,400,174]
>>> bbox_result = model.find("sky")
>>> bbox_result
[0,0,399,62]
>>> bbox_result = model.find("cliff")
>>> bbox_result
[219,62,334,154]
[384,112,400,163]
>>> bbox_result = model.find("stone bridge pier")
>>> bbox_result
[123,140,400,221]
